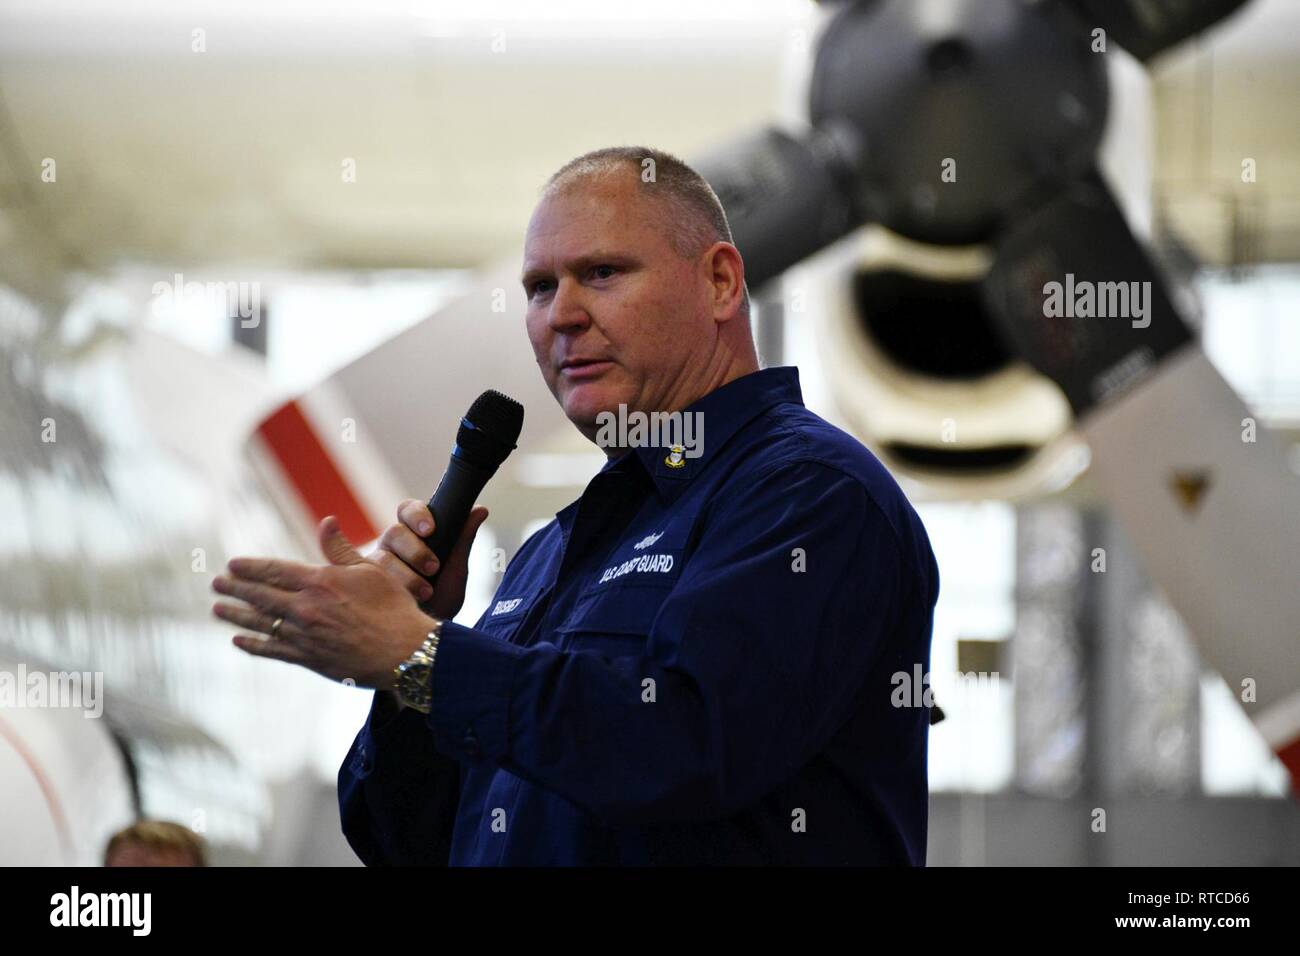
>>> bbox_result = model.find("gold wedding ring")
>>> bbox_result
[270,616,284,640]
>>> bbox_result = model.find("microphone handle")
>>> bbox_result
[422,452,495,579]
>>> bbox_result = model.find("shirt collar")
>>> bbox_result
[601,365,804,503]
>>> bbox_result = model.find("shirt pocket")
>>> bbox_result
[554,582,673,658]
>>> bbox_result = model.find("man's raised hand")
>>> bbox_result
[366,500,490,621]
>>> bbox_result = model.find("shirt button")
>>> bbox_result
[462,727,480,757]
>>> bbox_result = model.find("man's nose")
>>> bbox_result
[547,278,592,334]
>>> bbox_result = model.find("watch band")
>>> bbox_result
[392,616,444,713]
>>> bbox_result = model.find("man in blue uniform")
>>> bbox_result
[212,146,939,865]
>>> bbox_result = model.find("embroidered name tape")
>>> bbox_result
[598,553,674,584]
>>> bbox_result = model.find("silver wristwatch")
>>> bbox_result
[393,618,443,714]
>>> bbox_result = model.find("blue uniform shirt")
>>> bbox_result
[338,365,939,865]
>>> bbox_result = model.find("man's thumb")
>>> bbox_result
[318,515,363,566]
[446,507,489,571]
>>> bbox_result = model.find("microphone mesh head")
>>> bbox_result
[456,389,524,467]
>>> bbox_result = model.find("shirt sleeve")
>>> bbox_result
[337,689,462,865]
[422,459,907,827]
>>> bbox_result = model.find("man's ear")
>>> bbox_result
[707,241,747,324]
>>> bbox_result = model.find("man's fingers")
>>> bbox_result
[369,549,435,602]
[227,556,316,590]
[318,515,364,567]
[377,523,440,579]
[212,600,299,642]
[398,499,436,539]
[212,574,295,618]
[232,633,311,667]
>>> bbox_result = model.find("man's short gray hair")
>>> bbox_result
[542,145,751,318]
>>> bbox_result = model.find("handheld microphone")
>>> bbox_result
[422,389,524,581]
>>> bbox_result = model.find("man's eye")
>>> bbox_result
[529,281,553,297]
[591,265,617,280]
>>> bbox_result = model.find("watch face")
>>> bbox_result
[399,662,433,709]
